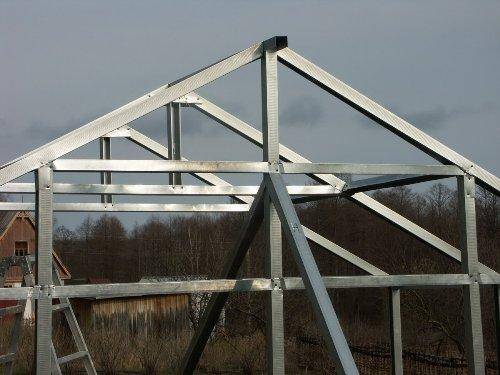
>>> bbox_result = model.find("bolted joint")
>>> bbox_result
[39,284,55,298]
[37,165,53,190]
[271,277,283,291]
[463,174,475,198]
[469,274,479,284]
[268,161,281,174]
[173,93,202,106]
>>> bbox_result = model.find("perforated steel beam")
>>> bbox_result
[389,288,403,374]
[1,274,498,300]
[262,36,285,374]
[266,173,358,375]
[0,182,337,196]
[0,202,249,212]
[166,101,182,185]
[343,174,447,194]
[99,137,112,203]
[50,159,460,175]
[35,165,53,374]
[0,39,269,186]
[457,175,485,374]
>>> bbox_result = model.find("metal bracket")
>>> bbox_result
[103,127,131,138]
[271,277,283,291]
[268,162,281,174]
[39,284,55,298]
[173,93,202,106]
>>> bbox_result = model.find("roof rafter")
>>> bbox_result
[0,38,280,185]
[277,47,500,195]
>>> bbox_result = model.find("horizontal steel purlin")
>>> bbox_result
[0,202,250,212]
[123,129,387,278]
[2,274,498,300]
[49,159,463,175]
[0,183,339,196]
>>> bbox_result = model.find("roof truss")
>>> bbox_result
[0,36,498,374]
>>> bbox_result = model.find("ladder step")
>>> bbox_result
[0,304,24,317]
[57,350,88,365]
[52,303,70,312]
[0,352,16,364]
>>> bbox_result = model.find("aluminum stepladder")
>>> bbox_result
[0,255,97,374]
[0,256,33,375]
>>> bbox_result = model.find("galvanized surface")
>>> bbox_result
[0,36,497,374]
[262,41,285,374]
[277,47,500,195]
[266,173,359,375]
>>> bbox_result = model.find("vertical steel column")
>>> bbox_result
[262,37,285,374]
[265,173,359,374]
[35,165,53,374]
[99,137,112,203]
[166,102,182,185]
[457,175,485,374]
[389,288,403,374]
[494,285,500,371]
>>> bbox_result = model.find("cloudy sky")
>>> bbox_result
[1,1,499,228]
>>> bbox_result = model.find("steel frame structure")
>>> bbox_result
[0,36,498,374]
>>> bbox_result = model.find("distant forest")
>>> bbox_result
[51,183,498,361]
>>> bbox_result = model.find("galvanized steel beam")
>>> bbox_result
[343,174,448,194]
[266,173,358,375]
[457,175,485,374]
[389,288,403,374]
[50,159,463,175]
[0,202,249,212]
[99,137,112,204]
[0,39,269,186]
[166,101,182,185]
[0,182,337,196]
[35,165,53,374]
[276,47,500,195]
[1,274,499,300]
[262,37,285,374]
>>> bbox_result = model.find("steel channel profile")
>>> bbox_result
[1,274,499,301]
[0,36,498,374]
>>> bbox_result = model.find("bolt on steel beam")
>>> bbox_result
[457,175,485,374]
[35,165,54,374]
[262,37,285,374]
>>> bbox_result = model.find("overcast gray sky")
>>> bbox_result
[1,1,499,229]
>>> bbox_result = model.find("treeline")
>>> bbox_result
[53,183,499,361]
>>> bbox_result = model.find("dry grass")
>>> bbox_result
[1,320,498,374]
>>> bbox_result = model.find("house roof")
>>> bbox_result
[0,211,18,239]
[0,211,72,282]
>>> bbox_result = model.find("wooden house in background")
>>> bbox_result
[70,276,191,337]
[0,211,71,319]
